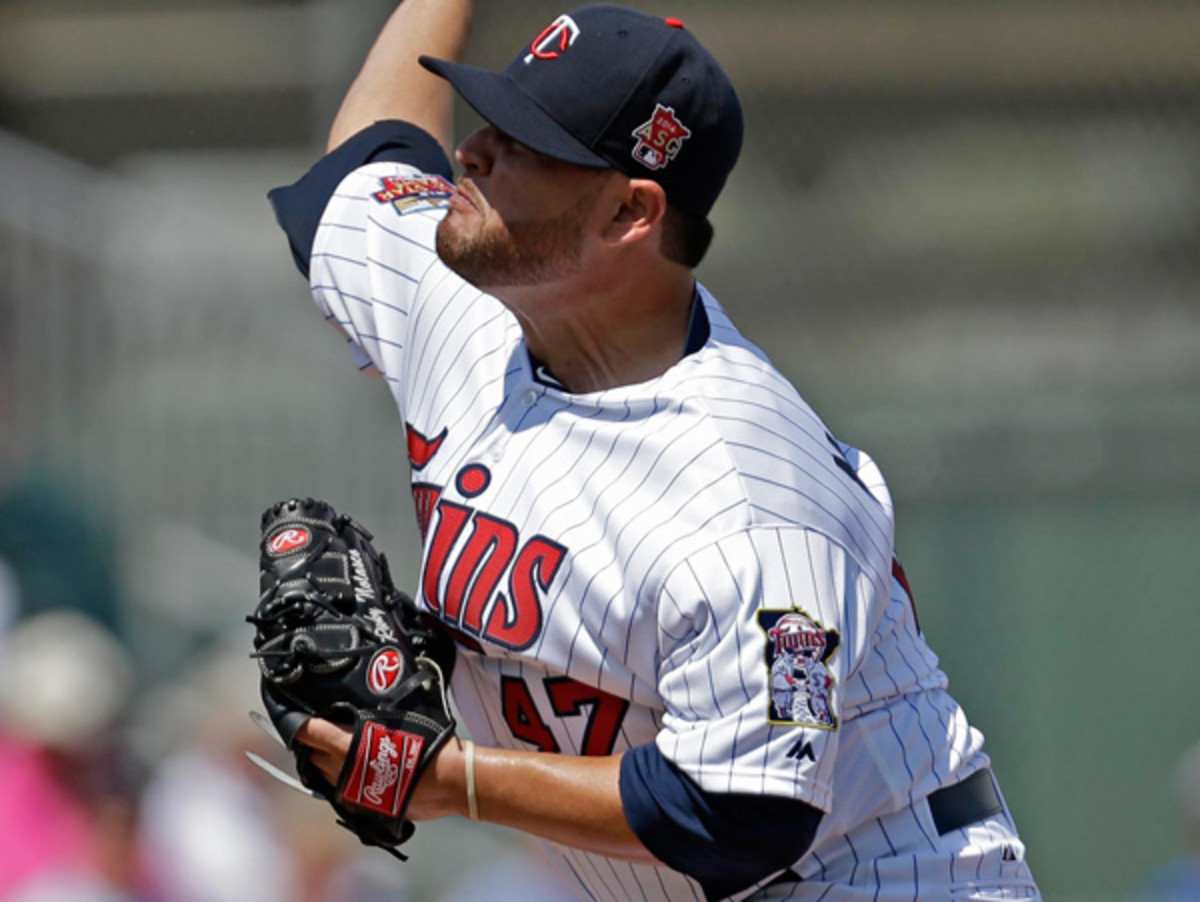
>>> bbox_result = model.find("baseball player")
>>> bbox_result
[268,1,1042,899]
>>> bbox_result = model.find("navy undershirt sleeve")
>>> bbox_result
[620,742,821,901]
[268,120,453,278]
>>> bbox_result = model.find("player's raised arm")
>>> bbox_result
[326,0,476,155]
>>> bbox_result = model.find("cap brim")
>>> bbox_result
[419,56,611,169]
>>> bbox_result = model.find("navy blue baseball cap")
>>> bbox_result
[419,4,743,217]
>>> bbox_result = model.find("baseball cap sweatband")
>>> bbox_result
[418,3,743,217]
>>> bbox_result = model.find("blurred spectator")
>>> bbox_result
[1137,740,1200,900]
[136,639,299,902]
[437,848,575,902]
[136,637,405,902]
[0,611,141,901]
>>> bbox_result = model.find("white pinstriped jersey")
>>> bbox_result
[303,159,1039,901]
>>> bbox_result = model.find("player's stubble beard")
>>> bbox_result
[436,180,600,289]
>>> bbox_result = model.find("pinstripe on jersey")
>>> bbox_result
[289,155,1039,901]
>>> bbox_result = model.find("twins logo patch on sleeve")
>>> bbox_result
[759,609,841,730]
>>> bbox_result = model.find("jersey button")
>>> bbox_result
[522,388,538,406]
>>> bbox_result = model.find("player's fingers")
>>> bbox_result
[307,747,345,785]
[295,716,353,755]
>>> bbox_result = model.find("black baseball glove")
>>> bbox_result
[248,497,456,859]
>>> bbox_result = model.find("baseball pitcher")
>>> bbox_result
[254,3,1042,900]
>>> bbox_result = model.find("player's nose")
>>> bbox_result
[455,126,498,176]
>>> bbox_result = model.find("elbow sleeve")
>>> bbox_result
[620,742,821,900]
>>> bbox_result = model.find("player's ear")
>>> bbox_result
[601,178,668,249]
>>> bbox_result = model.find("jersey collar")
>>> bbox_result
[528,289,710,390]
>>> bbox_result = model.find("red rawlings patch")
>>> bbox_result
[341,723,425,816]
[367,647,405,695]
[267,527,310,555]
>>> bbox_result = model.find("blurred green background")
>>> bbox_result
[1,2,1198,900]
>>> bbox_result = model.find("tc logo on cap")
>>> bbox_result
[525,14,580,63]
[631,104,692,171]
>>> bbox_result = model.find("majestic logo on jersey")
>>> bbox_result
[372,175,455,215]
[267,527,310,556]
[759,609,841,730]
[421,465,567,651]
[524,14,581,63]
[631,104,692,171]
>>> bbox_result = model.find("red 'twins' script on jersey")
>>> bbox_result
[421,497,567,651]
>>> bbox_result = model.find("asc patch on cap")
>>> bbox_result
[631,103,692,171]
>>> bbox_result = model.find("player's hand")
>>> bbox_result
[295,717,468,822]
[294,717,353,786]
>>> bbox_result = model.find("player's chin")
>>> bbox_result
[436,216,469,261]
[436,223,490,288]
[437,205,480,243]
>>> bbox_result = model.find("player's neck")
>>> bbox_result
[507,268,696,394]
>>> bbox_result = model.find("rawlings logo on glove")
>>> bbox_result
[343,723,424,815]
[368,649,405,694]
[247,497,457,859]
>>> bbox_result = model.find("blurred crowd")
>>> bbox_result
[0,599,574,901]
[0,579,403,901]
[0,277,572,901]
[0,479,565,902]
